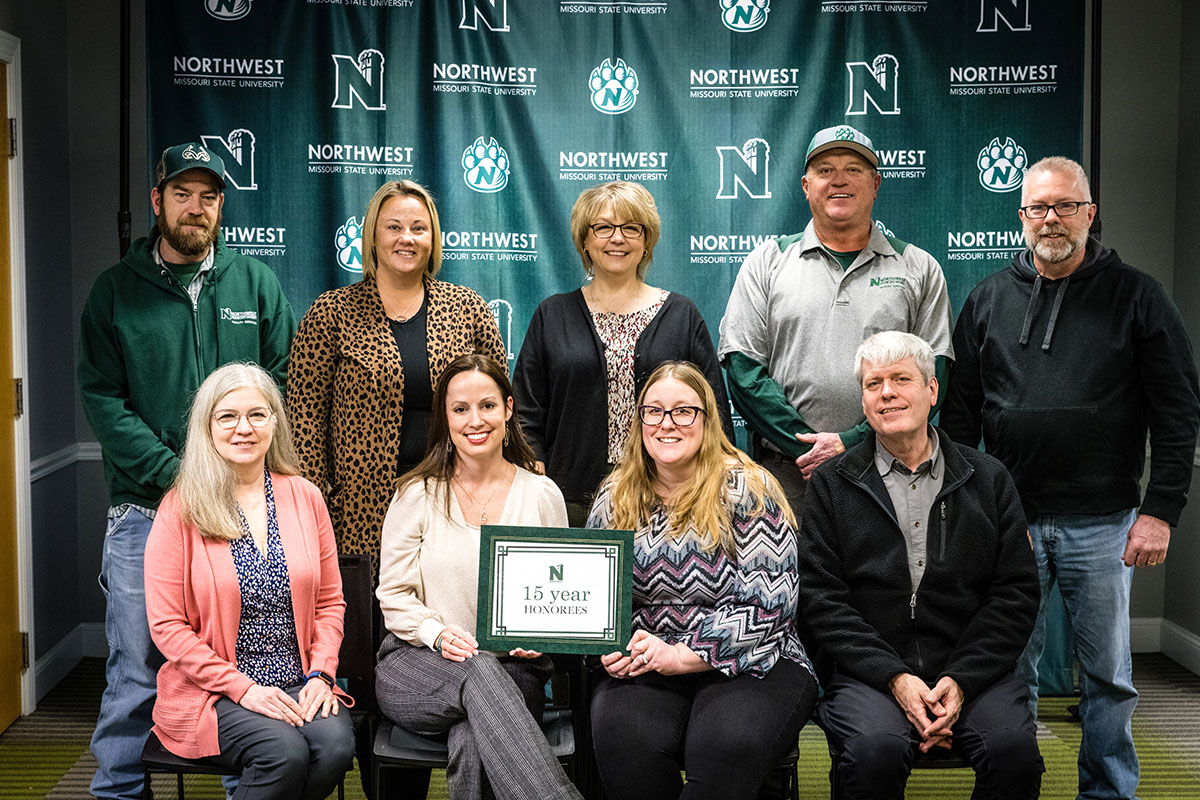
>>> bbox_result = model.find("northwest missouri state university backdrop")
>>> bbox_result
[148,0,1084,415]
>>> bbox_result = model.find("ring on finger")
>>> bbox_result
[640,652,649,665]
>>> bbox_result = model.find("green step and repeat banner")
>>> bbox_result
[147,0,1083,366]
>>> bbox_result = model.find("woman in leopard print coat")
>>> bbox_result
[286,181,505,578]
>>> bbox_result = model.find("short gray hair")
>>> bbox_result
[1022,156,1092,203]
[855,331,935,386]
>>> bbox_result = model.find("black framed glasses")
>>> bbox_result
[638,405,705,427]
[589,222,645,240]
[212,408,274,429]
[1019,201,1092,219]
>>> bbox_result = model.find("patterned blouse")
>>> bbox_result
[230,470,305,688]
[591,290,668,463]
[587,466,810,679]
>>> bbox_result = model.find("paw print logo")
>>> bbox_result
[589,58,639,115]
[335,216,363,273]
[720,0,770,33]
[461,136,510,193]
[977,136,1028,193]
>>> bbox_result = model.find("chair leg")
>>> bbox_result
[142,770,152,800]
[337,777,344,800]
[176,771,185,800]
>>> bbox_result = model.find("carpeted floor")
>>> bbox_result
[2,654,1198,799]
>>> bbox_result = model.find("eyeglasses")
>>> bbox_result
[638,405,705,427]
[1019,201,1092,219]
[211,408,274,429]
[589,222,645,240]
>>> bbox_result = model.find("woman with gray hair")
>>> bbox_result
[144,363,355,800]
[514,180,732,524]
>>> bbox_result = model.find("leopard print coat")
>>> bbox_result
[286,277,506,578]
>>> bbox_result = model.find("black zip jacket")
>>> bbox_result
[799,428,1038,701]
[941,240,1200,524]
[513,289,732,506]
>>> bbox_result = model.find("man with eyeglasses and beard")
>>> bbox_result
[78,142,295,800]
[942,156,1200,800]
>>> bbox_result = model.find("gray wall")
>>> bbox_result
[2,0,1197,670]
[1099,0,1182,619]
[1165,0,1200,638]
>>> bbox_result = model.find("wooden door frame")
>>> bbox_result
[0,28,35,716]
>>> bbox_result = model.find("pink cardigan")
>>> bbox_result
[144,473,348,758]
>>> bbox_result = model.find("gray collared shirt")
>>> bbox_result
[876,427,944,592]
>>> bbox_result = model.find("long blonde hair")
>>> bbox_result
[174,363,300,541]
[602,362,794,553]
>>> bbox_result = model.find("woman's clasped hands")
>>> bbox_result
[601,629,691,678]
[238,676,338,727]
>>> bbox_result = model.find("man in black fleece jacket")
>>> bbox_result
[801,331,1041,800]
[942,156,1200,800]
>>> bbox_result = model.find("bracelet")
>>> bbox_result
[305,670,334,687]
[433,631,446,651]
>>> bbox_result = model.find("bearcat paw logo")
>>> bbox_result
[977,136,1028,193]
[590,58,638,115]
[720,0,769,32]
[462,136,510,193]
[335,216,363,272]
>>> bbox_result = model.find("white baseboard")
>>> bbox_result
[1161,619,1200,677]
[1130,616,1162,653]
[33,622,107,703]
[34,626,82,702]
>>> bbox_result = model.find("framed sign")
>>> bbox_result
[476,525,634,655]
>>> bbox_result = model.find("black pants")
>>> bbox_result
[756,444,807,518]
[591,659,816,800]
[818,672,1044,800]
[212,684,355,800]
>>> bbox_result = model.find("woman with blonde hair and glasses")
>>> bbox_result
[586,361,816,800]
[514,181,732,525]
[144,363,354,800]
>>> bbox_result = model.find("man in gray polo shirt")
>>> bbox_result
[718,124,953,511]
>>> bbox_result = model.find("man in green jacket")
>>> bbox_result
[78,142,296,800]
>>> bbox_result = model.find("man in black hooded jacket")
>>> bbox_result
[941,156,1200,800]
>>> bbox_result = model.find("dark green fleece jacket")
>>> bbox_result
[78,230,297,508]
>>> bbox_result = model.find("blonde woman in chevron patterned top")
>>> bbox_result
[586,360,817,800]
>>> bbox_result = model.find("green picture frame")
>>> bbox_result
[475,524,635,655]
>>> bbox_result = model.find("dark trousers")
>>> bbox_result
[756,444,807,518]
[818,672,1044,800]
[211,684,355,800]
[591,658,816,800]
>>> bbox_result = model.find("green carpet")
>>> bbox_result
[5,655,1200,798]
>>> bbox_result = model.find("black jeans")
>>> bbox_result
[591,658,816,800]
[818,671,1044,800]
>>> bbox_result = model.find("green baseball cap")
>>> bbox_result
[155,142,227,189]
[805,125,878,169]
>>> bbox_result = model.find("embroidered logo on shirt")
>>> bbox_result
[220,308,259,325]
[869,276,907,289]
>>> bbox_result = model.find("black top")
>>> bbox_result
[514,288,733,506]
[800,427,1038,701]
[388,298,432,474]
[941,240,1200,525]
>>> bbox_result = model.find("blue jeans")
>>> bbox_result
[1017,509,1139,800]
[90,506,165,800]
